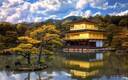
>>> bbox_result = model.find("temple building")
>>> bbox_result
[63,20,106,54]
[63,20,107,79]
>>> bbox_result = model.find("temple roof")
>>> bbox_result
[67,29,105,33]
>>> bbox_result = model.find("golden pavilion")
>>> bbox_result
[63,19,106,79]
[63,19,106,53]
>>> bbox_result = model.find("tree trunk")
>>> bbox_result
[27,53,31,64]
[38,44,43,64]
[26,72,31,80]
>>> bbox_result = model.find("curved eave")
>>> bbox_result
[67,29,106,33]
[64,38,106,41]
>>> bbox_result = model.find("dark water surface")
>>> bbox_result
[0,52,128,80]
[0,70,74,80]
[0,70,127,80]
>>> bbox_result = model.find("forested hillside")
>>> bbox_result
[0,15,128,52]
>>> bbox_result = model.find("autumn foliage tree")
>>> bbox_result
[30,24,63,64]
[7,36,40,64]
[5,24,62,65]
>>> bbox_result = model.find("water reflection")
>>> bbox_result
[0,70,127,80]
[0,51,128,80]
[93,76,128,80]
[0,70,76,80]
[63,52,104,79]
[0,71,26,80]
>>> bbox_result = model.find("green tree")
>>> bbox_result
[16,23,28,36]
[30,24,63,64]
[7,36,40,64]
[112,27,128,49]
[105,24,118,46]
[0,22,17,51]
[119,18,128,27]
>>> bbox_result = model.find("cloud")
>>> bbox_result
[0,0,77,23]
[76,0,90,9]
[0,0,127,23]
[108,2,128,9]
[90,0,108,10]
[110,10,128,16]
[39,0,61,11]
[44,15,61,20]
[0,0,63,23]
[65,10,92,18]
[76,0,108,10]
[83,10,92,17]
[93,12,101,16]
[76,0,128,10]
[64,10,82,17]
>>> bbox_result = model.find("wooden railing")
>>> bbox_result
[63,47,115,53]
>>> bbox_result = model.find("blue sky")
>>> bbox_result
[0,0,128,23]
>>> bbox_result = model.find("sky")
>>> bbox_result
[0,0,128,23]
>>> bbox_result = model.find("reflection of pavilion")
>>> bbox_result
[63,20,106,79]
[65,59,103,79]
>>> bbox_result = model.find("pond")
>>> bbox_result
[0,70,127,80]
[0,70,74,80]
[0,51,128,80]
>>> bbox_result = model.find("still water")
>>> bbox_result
[0,70,128,80]
[0,70,74,80]
[0,52,128,80]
